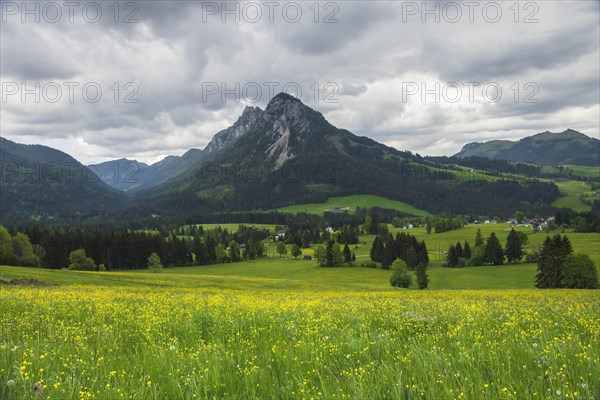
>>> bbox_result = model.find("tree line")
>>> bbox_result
[535,234,598,289]
[0,225,191,270]
[369,232,429,270]
[445,228,527,267]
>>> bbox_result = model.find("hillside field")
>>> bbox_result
[552,180,597,212]
[276,195,430,217]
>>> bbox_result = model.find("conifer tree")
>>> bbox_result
[536,234,573,288]
[484,232,504,265]
[455,241,463,258]
[463,241,472,259]
[418,241,429,266]
[505,228,524,263]
[446,245,458,267]
[343,243,352,262]
[474,228,484,247]
[405,246,419,269]
[370,236,380,261]
[381,241,398,269]
[415,263,429,289]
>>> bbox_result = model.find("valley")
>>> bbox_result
[2,98,599,400]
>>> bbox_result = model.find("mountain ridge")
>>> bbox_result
[2,94,578,221]
[0,137,125,222]
[139,93,560,218]
[454,129,600,166]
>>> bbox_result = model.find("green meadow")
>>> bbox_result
[552,180,597,212]
[1,223,599,400]
[276,195,430,216]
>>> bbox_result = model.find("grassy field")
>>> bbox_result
[1,269,599,399]
[552,180,597,212]
[541,165,600,181]
[0,261,541,292]
[1,224,599,399]
[276,195,430,216]
[192,223,277,232]
[353,223,600,270]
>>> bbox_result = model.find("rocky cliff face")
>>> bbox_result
[204,106,263,154]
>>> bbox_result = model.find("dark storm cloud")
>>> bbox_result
[423,23,598,83]
[0,24,79,80]
[276,2,392,54]
[1,0,598,163]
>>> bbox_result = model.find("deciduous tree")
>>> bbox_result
[147,252,163,273]
[12,232,39,267]
[276,241,287,258]
[390,259,412,288]
[561,253,599,289]
[68,248,96,271]
[291,244,302,259]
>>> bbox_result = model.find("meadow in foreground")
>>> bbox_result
[1,283,598,399]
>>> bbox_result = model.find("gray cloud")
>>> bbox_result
[1,0,598,164]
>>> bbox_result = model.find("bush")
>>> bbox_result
[147,252,163,273]
[390,260,412,288]
[561,253,599,289]
[469,245,485,266]
[360,262,378,268]
[68,249,97,271]
[525,252,539,263]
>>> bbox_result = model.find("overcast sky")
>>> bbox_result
[1,0,599,165]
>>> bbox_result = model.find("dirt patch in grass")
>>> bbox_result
[0,276,47,286]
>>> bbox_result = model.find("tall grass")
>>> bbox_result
[1,286,598,399]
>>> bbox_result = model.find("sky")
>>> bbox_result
[1,0,599,165]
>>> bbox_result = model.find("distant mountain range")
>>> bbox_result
[0,137,124,221]
[130,93,560,218]
[90,106,263,193]
[454,129,600,166]
[3,93,583,223]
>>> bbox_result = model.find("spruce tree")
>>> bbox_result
[418,241,429,266]
[455,241,463,258]
[505,228,523,263]
[415,263,429,289]
[559,235,573,258]
[463,241,472,259]
[484,232,504,265]
[474,228,484,247]
[536,236,558,288]
[536,234,573,288]
[381,241,398,269]
[405,246,419,269]
[343,243,352,262]
[373,239,385,262]
[370,236,380,261]
[446,245,458,267]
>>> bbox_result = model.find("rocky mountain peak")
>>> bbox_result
[254,93,326,168]
[204,105,263,153]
